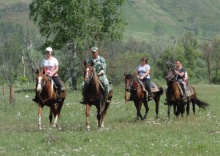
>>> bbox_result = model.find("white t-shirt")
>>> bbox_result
[41,57,58,76]
[137,64,150,79]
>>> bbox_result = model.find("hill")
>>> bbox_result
[1,0,220,41]
[123,0,220,41]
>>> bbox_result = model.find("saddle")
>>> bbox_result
[138,80,160,93]
[48,78,65,91]
[175,82,194,97]
[98,81,113,94]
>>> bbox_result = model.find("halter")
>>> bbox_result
[125,78,141,92]
[37,75,54,103]
[84,67,94,84]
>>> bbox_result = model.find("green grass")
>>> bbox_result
[0,83,219,155]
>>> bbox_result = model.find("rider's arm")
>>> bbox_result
[98,57,106,76]
[175,70,185,77]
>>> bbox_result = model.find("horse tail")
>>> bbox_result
[158,86,164,96]
[195,98,209,110]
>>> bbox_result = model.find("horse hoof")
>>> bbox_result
[52,124,58,128]
[86,126,90,130]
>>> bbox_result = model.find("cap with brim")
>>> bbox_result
[46,47,53,52]
[91,47,98,53]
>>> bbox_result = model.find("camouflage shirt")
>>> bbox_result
[86,55,107,75]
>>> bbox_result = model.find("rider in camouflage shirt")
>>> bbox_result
[80,47,110,104]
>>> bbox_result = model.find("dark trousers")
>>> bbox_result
[52,76,61,94]
[144,78,152,96]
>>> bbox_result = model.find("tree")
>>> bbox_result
[29,0,127,88]
[29,0,127,50]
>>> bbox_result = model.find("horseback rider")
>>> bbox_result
[164,60,187,105]
[137,57,152,100]
[32,47,62,103]
[80,46,110,104]
[174,60,187,103]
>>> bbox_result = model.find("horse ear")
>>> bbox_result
[83,61,86,67]
[43,70,45,74]
[36,69,39,74]
[91,61,94,66]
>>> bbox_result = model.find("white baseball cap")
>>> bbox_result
[45,47,53,52]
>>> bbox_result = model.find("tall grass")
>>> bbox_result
[0,84,219,155]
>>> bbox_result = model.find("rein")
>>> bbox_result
[128,79,141,91]
[38,76,54,103]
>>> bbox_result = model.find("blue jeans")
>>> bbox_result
[144,78,152,96]
[52,76,61,94]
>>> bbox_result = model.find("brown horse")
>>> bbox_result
[83,61,113,129]
[186,85,209,115]
[35,70,66,129]
[166,69,186,120]
[124,73,163,120]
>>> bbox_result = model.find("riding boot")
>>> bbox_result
[32,94,38,103]
[57,91,62,103]
[148,94,153,101]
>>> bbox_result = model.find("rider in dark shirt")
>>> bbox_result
[174,60,187,103]
[164,60,187,105]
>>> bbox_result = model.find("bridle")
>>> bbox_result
[84,66,94,84]
[36,75,54,103]
[125,77,141,92]
[166,70,177,82]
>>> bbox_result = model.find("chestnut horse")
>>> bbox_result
[83,61,113,129]
[35,70,66,129]
[124,73,163,120]
[186,85,209,115]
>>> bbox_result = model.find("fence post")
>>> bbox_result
[2,84,5,95]
[10,84,15,104]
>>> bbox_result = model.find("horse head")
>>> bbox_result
[166,69,176,82]
[83,61,95,85]
[36,70,49,94]
[165,61,177,82]
[124,73,135,92]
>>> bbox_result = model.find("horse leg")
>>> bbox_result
[49,108,53,126]
[53,102,64,128]
[85,104,91,130]
[38,105,43,130]
[186,97,190,115]
[101,102,110,128]
[175,105,181,120]
[143,100,149,120]
[192,98,196,114]
[167,105,171,121]
[135,101,143,120]
[154,94,160,118]
[96,105,102,129]
[181,105,185,119]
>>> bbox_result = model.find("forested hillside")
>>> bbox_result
[1,0,220,87]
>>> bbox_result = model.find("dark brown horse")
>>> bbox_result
[35,70,66,129]
[83,61,113,129]
[186,85,209,115]
[166,68,187,120]
[124,73,163,120]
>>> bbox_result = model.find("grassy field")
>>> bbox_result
[0,83,219,156]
